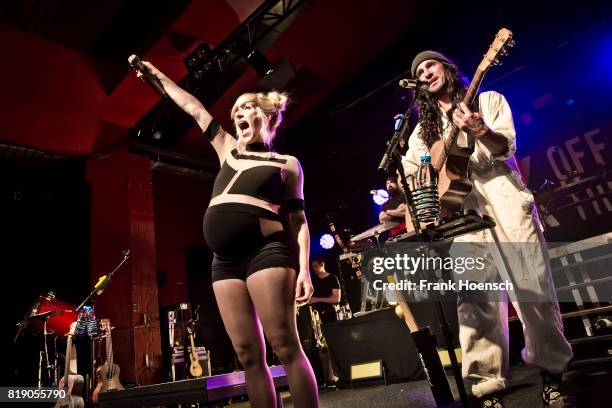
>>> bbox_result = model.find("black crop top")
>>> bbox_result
[203,120,304,216]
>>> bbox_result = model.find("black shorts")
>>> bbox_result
[211,232,296,282]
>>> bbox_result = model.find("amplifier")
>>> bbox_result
[171,346,211,380]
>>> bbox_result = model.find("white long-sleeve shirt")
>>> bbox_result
[401,90,539,242]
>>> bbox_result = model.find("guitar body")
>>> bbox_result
[92,319,124,404]
[190,357,203,377]
[55,374,85,408]
[92,363,124,404]
[430,141,474,219]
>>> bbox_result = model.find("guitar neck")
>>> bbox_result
[437,69,487,166]
[107,329,114,378]
[62,335,73,388]
[189,332,198,359]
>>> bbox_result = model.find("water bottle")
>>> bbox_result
[413,155,440,222]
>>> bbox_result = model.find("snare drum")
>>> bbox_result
[27,293,77,335]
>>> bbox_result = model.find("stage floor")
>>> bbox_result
[281,364,610,407]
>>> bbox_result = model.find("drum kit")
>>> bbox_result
[16,291,78,340]
[14,291,79,387]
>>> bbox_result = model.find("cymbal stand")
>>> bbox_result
[53,335,60,386]
[43,318,54,386]
[37,350,43,388]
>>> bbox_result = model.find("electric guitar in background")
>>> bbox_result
[92,319,124,404]
[54,321,84,408]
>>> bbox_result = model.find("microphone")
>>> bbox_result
[398,78,429,92]
[128,54,167,97]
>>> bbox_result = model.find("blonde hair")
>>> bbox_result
[231,91,289,145]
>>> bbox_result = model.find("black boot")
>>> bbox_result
[541,370,575,407]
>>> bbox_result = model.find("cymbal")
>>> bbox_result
[350,221,400,242]
[29,310,70,320]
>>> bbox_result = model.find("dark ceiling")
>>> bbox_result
[0,0,610,235]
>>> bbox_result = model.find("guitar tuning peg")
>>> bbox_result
[508,40,515,48]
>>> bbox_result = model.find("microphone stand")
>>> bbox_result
[378,91,421,235]
[378,90,469,407]
[76,250,130,313]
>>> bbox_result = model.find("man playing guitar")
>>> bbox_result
[402,49,574,408]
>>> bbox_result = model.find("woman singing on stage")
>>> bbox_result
[132,57,318,407]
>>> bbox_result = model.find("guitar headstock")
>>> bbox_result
[478,28,514,73]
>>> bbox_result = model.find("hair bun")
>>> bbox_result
[266,91,288,114]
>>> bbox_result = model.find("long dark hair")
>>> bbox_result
[415,60,468,148]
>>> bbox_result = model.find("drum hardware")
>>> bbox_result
[30,309,71,320]
[334,304,352,320]
[350,221,399,242]
[15,291,79,341]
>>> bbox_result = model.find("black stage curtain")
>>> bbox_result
[322,307,424,383]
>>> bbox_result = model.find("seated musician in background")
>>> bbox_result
[378,176,407,237]
[401,50,574,408]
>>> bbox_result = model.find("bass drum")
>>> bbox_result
[25,292,78,336]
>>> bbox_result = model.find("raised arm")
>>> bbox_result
[130,57,235,161]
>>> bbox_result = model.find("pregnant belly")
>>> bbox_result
[203,210,264,257]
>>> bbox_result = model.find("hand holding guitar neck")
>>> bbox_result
[128,54,167,98]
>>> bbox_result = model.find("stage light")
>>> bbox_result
[184,43,213,79]
[319,234,335,249]
[245,48,275,77]
[370,189,389,205]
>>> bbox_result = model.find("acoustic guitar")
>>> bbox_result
[54,321,84,408]
[429,28,514,218]
[186,324,203,377]
[92,319,124,404]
